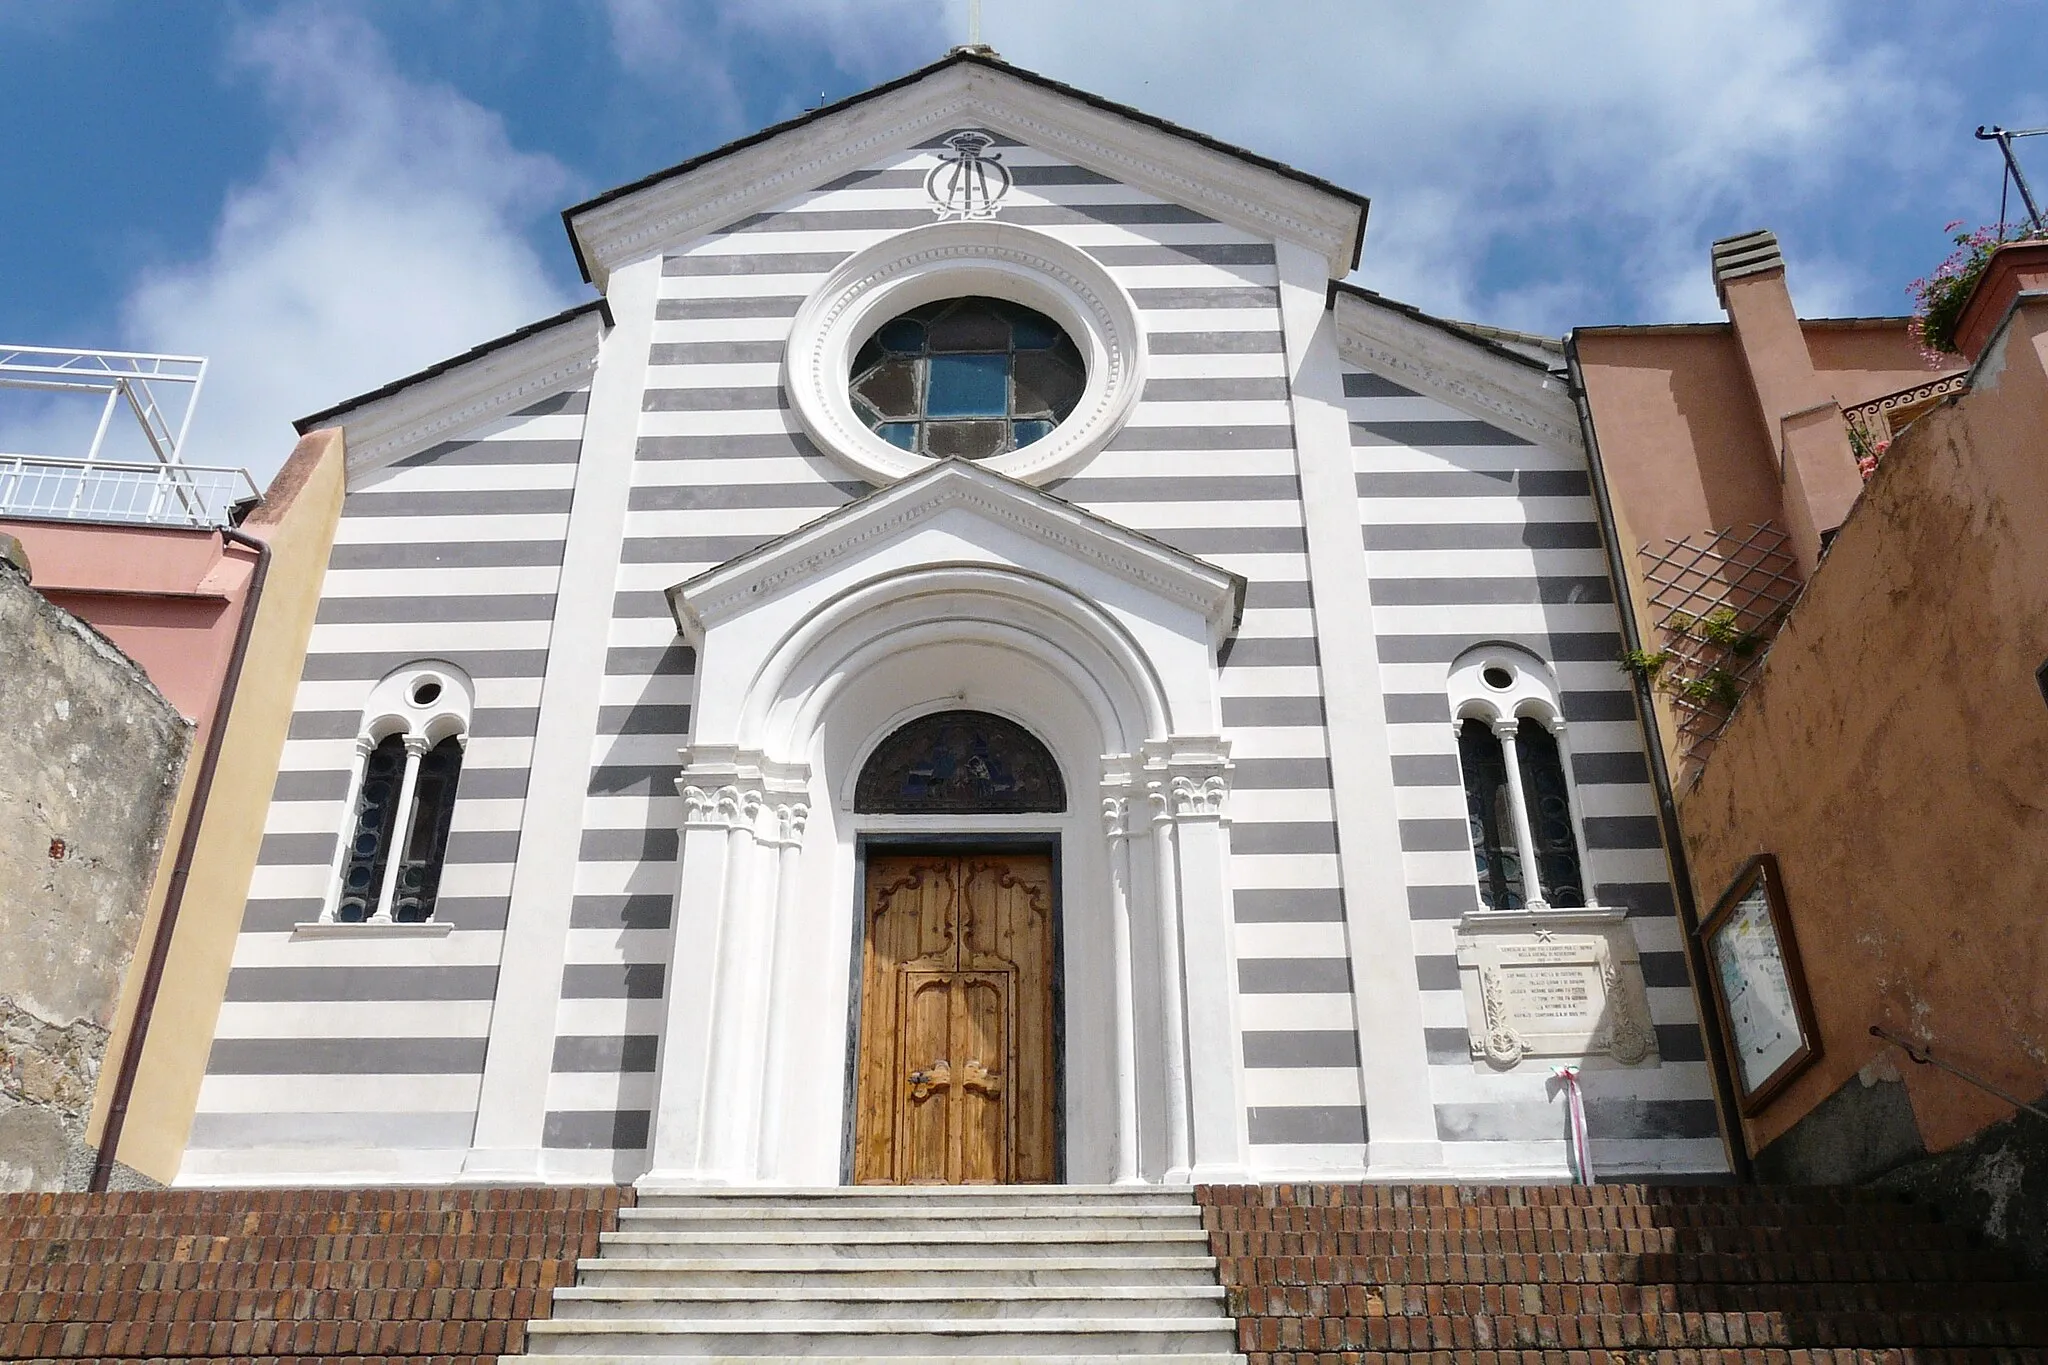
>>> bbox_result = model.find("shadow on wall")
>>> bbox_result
[1755,1048,2048,1280]
[0,549,191,1191]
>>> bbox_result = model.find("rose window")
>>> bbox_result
[849,297,1086,460]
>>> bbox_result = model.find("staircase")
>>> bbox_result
[509,1184,1243,1362]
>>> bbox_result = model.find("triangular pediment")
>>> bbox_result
[667,458,1245,647]
[1332,284,1582,453]
[566,52,1368,289]
[295,301,609,480]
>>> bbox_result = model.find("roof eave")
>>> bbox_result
[565,52,1368,289]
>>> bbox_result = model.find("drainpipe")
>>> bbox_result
[1561,336,1753,1184]
[89,525,272,1192]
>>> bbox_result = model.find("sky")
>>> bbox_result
[2,1,2044,478]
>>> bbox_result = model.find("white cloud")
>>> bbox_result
[122,5,577,481]
[606,0,1957,332]
[984,1,1948,329]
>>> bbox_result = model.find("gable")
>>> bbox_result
[565,54,1367,289]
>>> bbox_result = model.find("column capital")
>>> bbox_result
[401,732,432,757]
[1490,716,1520,741]
[1141,736,1233,823]
[676,747,811,831]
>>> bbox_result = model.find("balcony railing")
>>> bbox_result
[0,452,259,529]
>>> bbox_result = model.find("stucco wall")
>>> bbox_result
[0,558,190,1189]
[1678,299,2048,1167]
[82,429,347,1183]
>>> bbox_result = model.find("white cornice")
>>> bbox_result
[319,309,607,483]
[571,64,1364,289]
[669,459,1244,645]
[1333,291,1583,455]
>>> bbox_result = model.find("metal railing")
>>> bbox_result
[0,452,258,529]
[1870,1025,2048,1123]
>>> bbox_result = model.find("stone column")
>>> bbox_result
[1144,781,1192,1182]
[1100,780,1142,1186]
[645,770,746,1183]
[753,798,810,1181]
[318,736,375,923]
[1492,719,1547,910]
[1149,738,1249,1181]
[370,735,429,923]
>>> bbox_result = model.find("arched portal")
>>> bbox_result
[642,460,1252,1190]
[850,710,1067,1185]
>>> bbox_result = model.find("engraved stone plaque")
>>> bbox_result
[1455,910,1659,1070]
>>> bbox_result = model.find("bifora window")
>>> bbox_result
[849,297,1086,460]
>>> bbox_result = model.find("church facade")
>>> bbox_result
[187,54,1725,1189]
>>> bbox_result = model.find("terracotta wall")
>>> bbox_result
[1577,312,1953,784]
[84,431,348,1182]
[1677,298,2048,1159]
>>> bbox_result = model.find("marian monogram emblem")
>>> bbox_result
[925,129,1012,221]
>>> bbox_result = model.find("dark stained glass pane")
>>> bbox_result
[877,318,926,352]
[854,359,919,420]
[390,735,463,924]
[1517,719,1584,907]
[926,353,1007,416]
[1010,310,1061,349]
[855,709,1066,813]
[877,422,917,450]
[927,300,1011,351]
[1458,719,1525,911]
[1013,350,1084,419]
[336,735,405,923]
[927,420,1006,459]
[852,336,884,375]
[1013,420,1053,447]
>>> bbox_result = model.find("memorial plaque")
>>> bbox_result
[1455,910,1658,1070]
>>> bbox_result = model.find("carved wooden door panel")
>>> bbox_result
[855,852,1055,1184]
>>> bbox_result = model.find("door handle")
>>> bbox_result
[960,1058,1003,1097]
[908,1059,952,1100]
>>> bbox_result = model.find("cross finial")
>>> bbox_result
[968,0,982,46]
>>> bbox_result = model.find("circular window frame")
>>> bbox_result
[787,221,1146,486]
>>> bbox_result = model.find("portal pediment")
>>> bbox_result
[666,458,1243,650]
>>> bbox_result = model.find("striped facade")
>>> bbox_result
[187,392,587,1182]
[179,60,1727,1187]
[1342,366,1722,1174]
[566,133,1356,1176]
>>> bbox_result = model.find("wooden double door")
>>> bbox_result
[853,850,1058,1184]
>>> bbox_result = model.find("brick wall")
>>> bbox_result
[1198,1183,2047,1364]
[0,1185,628,1362]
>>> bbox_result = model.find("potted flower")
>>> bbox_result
[1911,220,2048,362]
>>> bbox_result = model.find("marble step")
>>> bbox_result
[615,1204,1202,1234]
[549,1283,1228,1323]
[574,1255,1222,1290]
[520,1317,1241,1357]
[504,1355,1243,1365]
[598,1227,1212,1260]
[633,1185,1196,1210]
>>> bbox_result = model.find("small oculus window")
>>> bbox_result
[849,297,1085,460]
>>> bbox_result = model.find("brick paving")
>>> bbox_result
[1197,1184,2048,1365]
[0,1185,630,1363]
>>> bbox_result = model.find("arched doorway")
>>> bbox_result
[850,711,1066,1185]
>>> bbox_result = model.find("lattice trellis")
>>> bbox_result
[1637,522,1802,771]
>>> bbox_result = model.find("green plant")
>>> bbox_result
[1667,667,1742,710]
[1910,220,2048,360]
[1694,608,1744,648]
[1618,647,1673,680]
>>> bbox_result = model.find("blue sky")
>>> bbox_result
[4,1,2044,476]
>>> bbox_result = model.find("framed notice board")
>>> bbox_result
[1701,854,1821,1114]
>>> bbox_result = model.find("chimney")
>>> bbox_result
[1711,229,1861,576]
